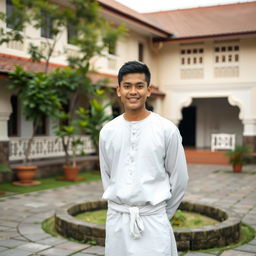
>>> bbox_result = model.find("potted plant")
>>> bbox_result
[225,145,251,172]
[55,115,85,181]
[2,0,124,183]
[0,164,12,195]
[8,67,62,185]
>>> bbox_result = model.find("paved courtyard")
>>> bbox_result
[0,164,255,256]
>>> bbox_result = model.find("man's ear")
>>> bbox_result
[116,85,121,97]
[147,85,153,97]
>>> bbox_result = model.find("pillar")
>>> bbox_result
[242,119,256,152]
[0,88,12,165]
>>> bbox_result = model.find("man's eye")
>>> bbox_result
[124,85,130,89]
[137,85,144,89]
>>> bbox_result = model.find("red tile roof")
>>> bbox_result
[144,1,256,39]
[0,54,65,73]
[0,54,165,97]
[97,0,171,37]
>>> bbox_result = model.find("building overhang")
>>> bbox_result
[153,31,256,43]
[0,54,165,97]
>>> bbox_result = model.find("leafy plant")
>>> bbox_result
[0,164,12,173]
[8,66,62,164]
[225,145,251,165]
[1,0,125,166]
[76,89,113,154]
[170,210,186,227]
[55,114,84,167]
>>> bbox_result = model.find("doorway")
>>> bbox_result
[178,106,196,147]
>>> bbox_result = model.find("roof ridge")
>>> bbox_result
[143,1,256,15]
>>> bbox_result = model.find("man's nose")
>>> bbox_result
[129,86,138,94]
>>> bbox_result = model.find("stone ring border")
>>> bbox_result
[55,200,241,251]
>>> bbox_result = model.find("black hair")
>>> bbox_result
[117,61,151,86]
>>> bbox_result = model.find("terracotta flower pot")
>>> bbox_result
[63,165,80,181]
[233,164,243,173]
[13,165,40,186]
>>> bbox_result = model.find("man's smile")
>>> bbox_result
[127,97,140,103]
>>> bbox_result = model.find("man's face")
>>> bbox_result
[117,73,152,112]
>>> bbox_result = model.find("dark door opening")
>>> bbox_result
[178,106,196,147]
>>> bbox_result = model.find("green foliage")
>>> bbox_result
[0,170,101,196]
[0,0,126,71]
[76,91,113,153]
[170,210,186,226]
[0,164,12,173]
[2,0,124,165]
[8,66,62,128]
[225,145,252,165]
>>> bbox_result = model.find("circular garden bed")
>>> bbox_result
[55,200,241,251]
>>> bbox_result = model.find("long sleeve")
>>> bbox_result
[165,128,189,219]
[99,131,111,191]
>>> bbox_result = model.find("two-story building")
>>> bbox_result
[0,0,255,169]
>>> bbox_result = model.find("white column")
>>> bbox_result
[0,89,12,141]
[242,119,256,136]
[0,113,10,141]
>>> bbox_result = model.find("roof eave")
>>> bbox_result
[153,30,256,42]
[98,2,172,38]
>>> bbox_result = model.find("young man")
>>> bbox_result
[99,61,188,256]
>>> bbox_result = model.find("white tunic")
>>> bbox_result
[99,112,188,256]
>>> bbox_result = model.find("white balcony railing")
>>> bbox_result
[9,136,95,161]
[211,133,236,152]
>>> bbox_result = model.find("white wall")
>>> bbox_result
[157,37,256,139]
[190,98,243,148]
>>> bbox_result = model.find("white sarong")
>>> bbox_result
[105,201,178,256]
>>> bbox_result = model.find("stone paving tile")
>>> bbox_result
[56,241,91,251]
[0,221,18,228]
[0,239,27,248]
[17,242,52,253]
[72,253,100,256]
[249,239,256,245]
[220,249,256,255]
[39,247,74,256]
[23,232,51,241]
[0,231,22,240]
[184,253,217,256]
[82,245,105,255]
[0,226,13,232]
[0,248,32,256]
[0,231,21,239]
[0,164,255,256]
[38,237,66,246]
[235,244,256,253]
[12,235,27,241]
[0,248,6,253]
[19,223,42,235]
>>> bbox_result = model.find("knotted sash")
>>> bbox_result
[108,201,167,239]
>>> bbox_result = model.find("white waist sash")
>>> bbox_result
[108,201,167,240]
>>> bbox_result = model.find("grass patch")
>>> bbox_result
[76,209,106,225]
[42,217,60,238]
[75,210,219,228]
[196,222,256,254]
[0,170,101,197]
[214,170,256,175]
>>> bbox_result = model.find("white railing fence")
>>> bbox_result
[9,136,95,161]
[211,133,236,152]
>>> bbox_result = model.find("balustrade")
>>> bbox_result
[9,136,95,161]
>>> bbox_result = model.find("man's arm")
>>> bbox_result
[165,128,189,219]
[99,131,111,191]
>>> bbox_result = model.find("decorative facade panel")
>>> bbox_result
[180,46,204,79]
